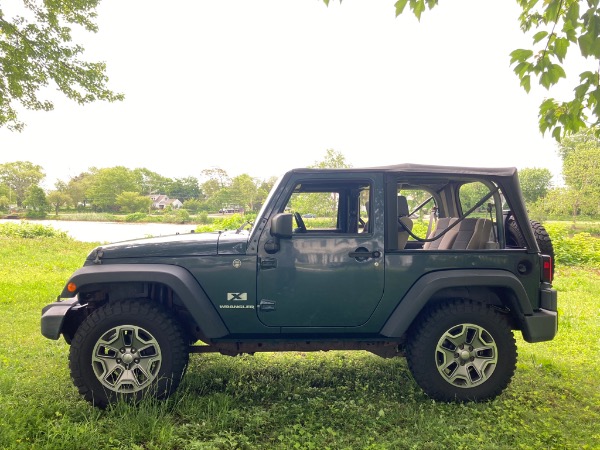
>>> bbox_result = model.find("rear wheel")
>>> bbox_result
[69,300,189,408]
[406,300,517,402]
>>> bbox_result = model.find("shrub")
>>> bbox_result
[24,209,47,219]
[544,223,600,268]
[0,222,69,239]
[165,209,191,224]
[197,212,210,224]
[125,212,148,222]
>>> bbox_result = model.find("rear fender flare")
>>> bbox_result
[380,269,533,338]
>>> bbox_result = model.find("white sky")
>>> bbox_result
[0,0,578,188]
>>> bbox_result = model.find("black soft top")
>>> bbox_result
[289,163,518,179]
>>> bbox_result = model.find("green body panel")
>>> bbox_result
[256,234,384,327]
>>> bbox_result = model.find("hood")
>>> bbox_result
[86,230,249,262]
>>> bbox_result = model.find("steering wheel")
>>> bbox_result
[293,212,307,233]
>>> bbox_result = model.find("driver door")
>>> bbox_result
[256,176,385,328]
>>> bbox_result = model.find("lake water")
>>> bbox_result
[1,219,199,243]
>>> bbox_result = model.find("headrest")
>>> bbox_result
[398,196,410,217]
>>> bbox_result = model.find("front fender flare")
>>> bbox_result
[58,264,229,339]
[380,269,533,338]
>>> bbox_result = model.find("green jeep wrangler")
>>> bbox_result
[41,164,557,407]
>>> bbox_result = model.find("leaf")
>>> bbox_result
[513,61,531,77]
[540,71,551,89]
[545,0,561,24]
[548,64,566,84]
[521,74,532,92]
[411,0,426,20]
[551,126,562,141]
[394,0,409,16]
[578,32,600,58]
[565,1,580,26]
[533,30,548,44]
[574,82,590,99]
[553,37,569,62]
[509,48,534,64]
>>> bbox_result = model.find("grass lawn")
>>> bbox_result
[0,236,598,449]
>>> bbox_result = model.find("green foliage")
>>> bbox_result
[164,208,191,224]
[46,190,72,216]
[519,167,553,205]
[457,182,491,214]
[182,199,204,214]
[309,149,352,169]
[125,212,148,223]
[0,0,123,131]
[289,192,337,219]
[197,211,210,224]
[23,185,48,218]
[87,167,141,211]
[195,213,252,232]
[167,176,201,201]
[544,222,600,268]
[0,222,68,238]
[0,161,45,206]
[411,220,428,238]
[0,195,9,211]
[116,191,152,213]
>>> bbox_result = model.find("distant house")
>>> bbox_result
[148,194,183,210]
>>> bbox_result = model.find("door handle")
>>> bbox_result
[348,249,381,259]
[260,257,278,269]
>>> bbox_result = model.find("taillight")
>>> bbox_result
[541,255,553,282]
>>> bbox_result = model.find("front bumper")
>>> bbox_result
[41,298,79,340]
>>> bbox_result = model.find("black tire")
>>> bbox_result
[506,216,555,269]
[530,220,554,258]
[406,300,517,402]
[69,300,189,408]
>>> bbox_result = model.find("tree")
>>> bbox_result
[518,168,553,204]
[167,177,201,201]
[562,144,600,217]
[230,174,259,211]
[557,126,600,160]
[133,168,172,196]
[115,191,152,213]
[0,161,45,206]
[385,0,600,140]
[47,190,72,216]
[201,168,230,188]
[65,171,93,208]
[182,199,204,214]
[0,195,9,211]
[87,166,139,211]
[23,185,48,218]
[0,1,123,131]
[309,149,352,169]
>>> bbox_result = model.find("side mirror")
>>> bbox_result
[270,213,293,238]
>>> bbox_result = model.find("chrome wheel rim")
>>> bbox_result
[435,323,498,388]
[92,325,162,393]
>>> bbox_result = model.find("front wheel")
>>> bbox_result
[406,300,517,402]
[69,300,189,408]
